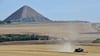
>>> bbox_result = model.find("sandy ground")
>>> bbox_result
[0,44,99,56]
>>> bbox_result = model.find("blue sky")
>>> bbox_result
[0,0,100,22]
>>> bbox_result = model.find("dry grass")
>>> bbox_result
[0,44,99,56]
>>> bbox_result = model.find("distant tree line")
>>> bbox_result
[0,34,49,42]
[0,21,11,24]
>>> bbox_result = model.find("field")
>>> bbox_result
[0,23,99,56]
[0,23,99,41]
[0,44,99,56]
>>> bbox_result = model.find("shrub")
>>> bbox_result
[93,38,100,43]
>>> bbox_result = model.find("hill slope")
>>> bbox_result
[0,22,99,42]
[4,5,52,23]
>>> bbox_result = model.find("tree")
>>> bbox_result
[5,21,12,24]
[0,34,50,42]
[0,21,4,24]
